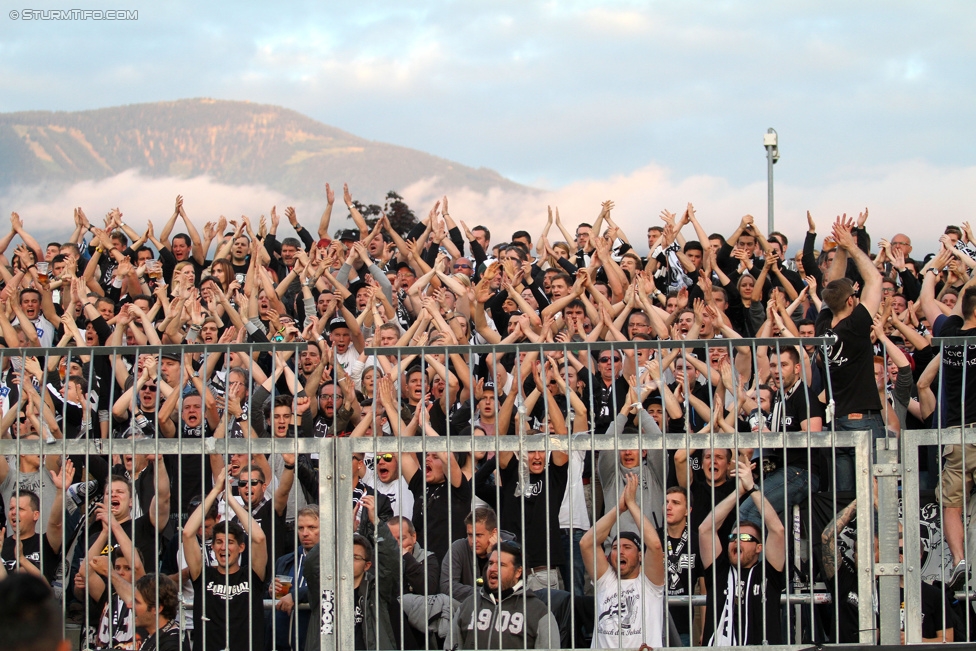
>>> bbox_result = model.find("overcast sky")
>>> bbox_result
[2,1,975,252]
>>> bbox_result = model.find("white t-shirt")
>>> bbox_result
[12,315,55,347]
[363,461,414,518]
[558,450,590,530]
[593,568,664,649]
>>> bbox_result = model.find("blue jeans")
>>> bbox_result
[831,413,886,492]
[559,528,587,597]
[740,466,819,524]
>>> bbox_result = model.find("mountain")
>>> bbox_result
[0,98,530,201]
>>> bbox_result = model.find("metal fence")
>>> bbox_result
[0,337,971,649]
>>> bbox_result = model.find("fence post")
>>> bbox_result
[876,436,903,644]
[318,436,339,651]
[335,436,356,651]
[901,431,924,644]
[855,430,876,644]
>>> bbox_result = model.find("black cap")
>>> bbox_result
[335,229,360,242]
[328,317,349,332]
[612,531,647,551]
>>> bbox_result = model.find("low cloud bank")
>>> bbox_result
[2,160,973,257]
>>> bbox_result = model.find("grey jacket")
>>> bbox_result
[439,530,517,602]
[599,412,667,538]
[452,581,560,650]
[400,593,460,648]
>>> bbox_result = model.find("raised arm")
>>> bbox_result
[832,216,882,315]
[183,468,227,580]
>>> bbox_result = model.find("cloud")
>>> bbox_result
[4,159,973,258]
[0,170,320,241]
[402,159,976,255]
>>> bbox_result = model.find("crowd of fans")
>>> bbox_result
[0,184,972,649]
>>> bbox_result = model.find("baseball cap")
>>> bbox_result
[328,317,349,332]
[612,531,647,551]
[335,229,360,242]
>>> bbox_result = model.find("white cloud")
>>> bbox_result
[2,163,973,262]
[402,159,976,256]
[0,170,320,241]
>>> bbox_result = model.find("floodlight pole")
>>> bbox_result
[764,128,779,235]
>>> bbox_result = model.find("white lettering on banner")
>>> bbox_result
[205,580,250,599]
[321,589,335,635]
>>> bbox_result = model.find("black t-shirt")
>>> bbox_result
[772,381,826,473]
[192,565,266,651]
[688,479,736,544]
[408,470,473,563]
[168,420,214,518]
[658,525,704,636]
[231,261,250,286]
[497,458,568,567]
[703,556,784,645]
[815,304,882,417]
[934,314,976,427]
[1,532,58,582]
[85,515,166,574]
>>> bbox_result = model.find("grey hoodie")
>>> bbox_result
[599,412,667,542]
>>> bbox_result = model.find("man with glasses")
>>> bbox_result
[452,256,474,278]
[586,350,630,432]
[351,528,399,650]
[364,451,413,519]
[700,459,785,646]
[312,379,354,438]
[223,464,291,578]
[352,453,393,540]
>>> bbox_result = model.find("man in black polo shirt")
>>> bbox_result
[743,347,825,522]
[700,460,786,646]
[815,216,883,491]
[1,461,72,583]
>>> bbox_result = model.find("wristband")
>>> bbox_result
[283,463,295,470]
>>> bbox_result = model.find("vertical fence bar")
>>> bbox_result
[334,436,356,651]
[876,437,902,645]
[318,434,338,651]
[902,430,923,644]
[854,429,875,644]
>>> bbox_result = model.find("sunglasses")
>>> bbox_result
[729,533,760,543]
[599,357,621,364]
[238,479,262,487]
[453,264,472,270]
[141,385,158,392]
[376,453,394,462]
